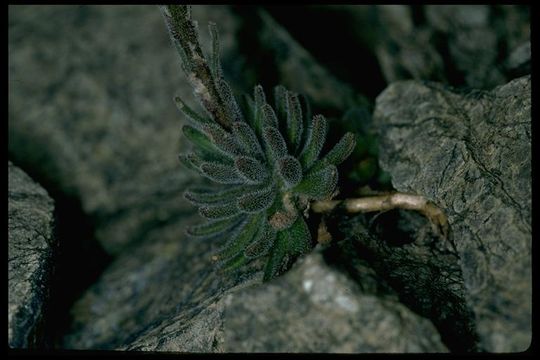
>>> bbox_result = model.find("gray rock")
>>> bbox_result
[506,41,530,76]
[255,9,368,112]
[372,6,446,84]
[8,5,241,255]
[373,75,531,352]
[63,236,448,352]
[8,161,56,348]
[221,252,448,353]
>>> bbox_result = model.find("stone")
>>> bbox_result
[8,161,56,348]
[221,252,448,353]
[63,239,448,352]
[242,8,369,114]
[373,75,531,352]
[8,5,241,255]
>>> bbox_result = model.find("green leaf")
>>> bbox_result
[178,153,205,175]
[231,122,264,159]
[285,216,312,256]
[237,185,276,213]
[286,92,303,154]
[263,215,311,281]
[216,213,265,260]
[184,186,246,206]
[260,103,279,128]
[175,96,211,126]
[186,214,244,237]
[235,156,268,184]
[208,22,222,80]
[278,155,302,188]
[310,132,356,173]
[299,114,327,169]
[200,162,243,184]
[182,125,218,154]
[262,231,288,281]
[218,79,244,123]
[244,220,276,259]
[199,201,240,220]
[254,84,266,107]
[263,126,288,162]
[217,252,248,273]
[293,164,337,200]
[203,123,244,157]
[273,85,288,121]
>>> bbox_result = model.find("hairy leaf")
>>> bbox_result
[286,92,303,154]
[237,185,275,213]
[208,22,222,80]
[203,123,244,157]
[182,125,217,154]
[293,164,338,200]
[262,232,288,281]
[175,96,212,126]
[278,155,302,188]
[232,122,264,159]
[187,214,244,237]
[300,114,327,169]
[216,213,265,260]
[200,162,243,184]
[254,84,266,107]
[178,153,204,173]
[263,126,288,162]
[218,79,244,123]
[184,186,246,206]
[199,201,240,219]
[244,220,276,259]
[235,156,268,184]
[273,85,288,121]
[261,103,279,128]
[310,132,356,173]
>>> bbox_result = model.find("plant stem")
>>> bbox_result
[311,192,449,238]
[160,5,232,129]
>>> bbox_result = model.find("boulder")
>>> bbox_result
[373,75,531,352]
[8,162,56,348]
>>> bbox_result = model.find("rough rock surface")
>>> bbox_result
[255,9,367,113]
[8,5,240,255]
[300,5,529,89]
[373,75,531,352]
[63,241,448,352]
[221,252,447,353]
[8,162,56,348]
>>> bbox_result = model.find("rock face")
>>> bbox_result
[63,242,448,352]
[373,75,531,352]
[8,4,531,354]
[8,162,56,348]
[8,5,240,255]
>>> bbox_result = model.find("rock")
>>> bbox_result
[221,252,447,353]
[329,210,479,352]
[372,5,446,84]
[505,41,530,77]
[8,5,241,255]
[8,161,56,348]
[237,7,368,114]
[373,75,531,352]
[424,5,529,89]
[63,236,448,352]
[300,5,529,90]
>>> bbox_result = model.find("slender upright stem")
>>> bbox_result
[160,5,232,129]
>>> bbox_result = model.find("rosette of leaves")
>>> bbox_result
[161,5,356,281]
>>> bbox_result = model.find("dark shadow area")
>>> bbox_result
[264,5,387,101]
[323,210,481,353]
[7,157,112,349]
